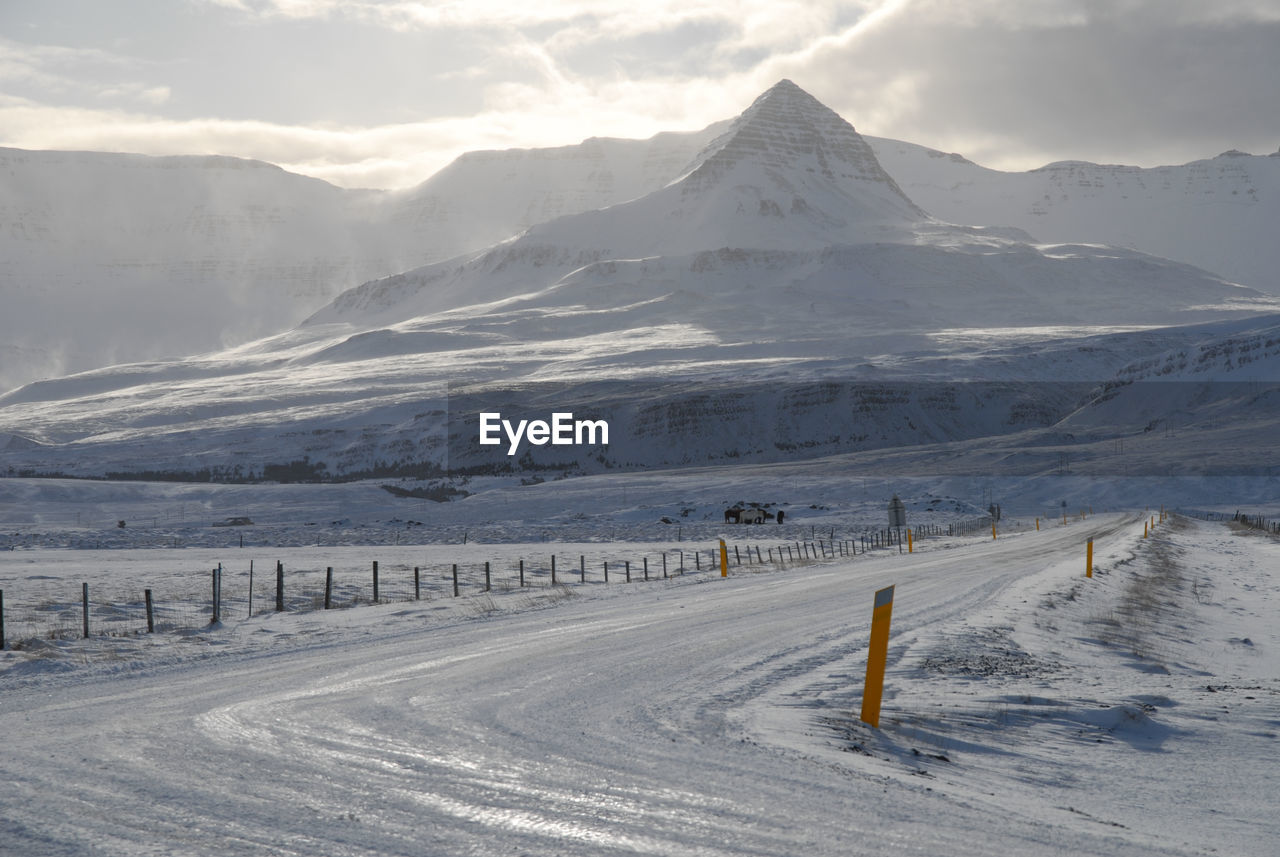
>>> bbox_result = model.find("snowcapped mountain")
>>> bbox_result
[2,80,1277,482]
[0,126,721,393]
[0,148,405,392]
[309,80,1270,337]
[868,138,1280,293]
[5,80,1277,397]
[390,123,726,257]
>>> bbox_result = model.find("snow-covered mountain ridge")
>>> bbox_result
[4,81,1278,393]
[4,87,1277,394]
[3,81,1278,483]
[308,81,1268,330]
[868,138,1280,293]
[0,124,722,392]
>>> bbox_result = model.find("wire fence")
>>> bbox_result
[1178,508,1280,534]
[0,516,1037,651]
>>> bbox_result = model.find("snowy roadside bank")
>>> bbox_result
[786,516,1279,856]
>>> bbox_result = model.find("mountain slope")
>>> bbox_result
[869,137,1280,292]
[0,126,723,392]
[0,148,408,391]
[389,123,726,255]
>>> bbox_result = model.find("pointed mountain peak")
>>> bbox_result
[757,77,808,99]
[676,79,926,223]
[751,78,821,109]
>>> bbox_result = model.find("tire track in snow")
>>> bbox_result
[1,515,1148,856]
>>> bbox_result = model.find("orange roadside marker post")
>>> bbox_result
[860,585,896,728]
[719,539,728,577]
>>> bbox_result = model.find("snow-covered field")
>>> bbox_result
[2,477,1276,855]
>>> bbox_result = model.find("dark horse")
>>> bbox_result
[725,506,743,523]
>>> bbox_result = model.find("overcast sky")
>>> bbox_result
[2,0,1277,190]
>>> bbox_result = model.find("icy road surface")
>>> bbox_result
[2,515,1276,855]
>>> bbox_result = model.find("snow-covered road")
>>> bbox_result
[3,515,1273,856]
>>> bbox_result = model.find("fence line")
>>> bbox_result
[0,516,1034,649]
[1179,507,1280,534]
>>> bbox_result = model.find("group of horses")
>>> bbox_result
[724,506,781,524]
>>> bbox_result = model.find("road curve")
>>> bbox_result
[1,516,1142,856]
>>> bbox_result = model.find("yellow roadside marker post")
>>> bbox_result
[860,585,895,728]
[1086,538,1094,578]
[1036,517,1040,531]
[1144,520,1148,538]
[719,539,728,577]
[907,529,913,553]
[992,521,997,540]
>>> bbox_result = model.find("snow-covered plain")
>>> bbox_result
[2,492,1276,855]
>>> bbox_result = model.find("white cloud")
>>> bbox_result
[199,0,849,48]
[0,82,732,189]
[2,1,1276,187]
[96,83,172,105]
[0,37,172,108]
[764,0,1280,170]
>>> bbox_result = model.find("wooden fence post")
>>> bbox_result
[604,560,609,583]
[372,561,379,603]
[211,565,221,624]
[324,567,333,609]
[580,555,585,583]
[520,559,525,587]
[414,566,421,600]
[145,589,154,633]
[663,553,668,578]
[82,582,90,638]
[1,589,6,649]
[551,555,556,585]
[626,560,631,583]
[452,564,459,597]
[276,561,284,612]
[485,561,491,592]
[644,556,649,581]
